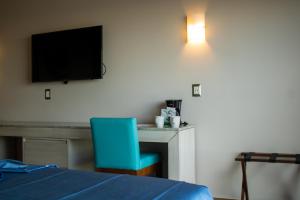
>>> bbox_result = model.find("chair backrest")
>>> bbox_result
[90,118,140,170]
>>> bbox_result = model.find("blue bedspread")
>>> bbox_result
[0,163,212,200]
[0,160,56,173]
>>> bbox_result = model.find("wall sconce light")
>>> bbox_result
[187,16,205,44]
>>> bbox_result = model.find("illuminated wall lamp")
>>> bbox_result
[187,17,205,44]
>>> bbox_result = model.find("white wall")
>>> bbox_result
[1,0,300,199]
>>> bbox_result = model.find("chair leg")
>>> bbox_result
[156,162,162,177]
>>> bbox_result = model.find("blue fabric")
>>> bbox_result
[90,118,160,170]
[140,153,160,169]
[0,159,57,173]
[0,166,213,200]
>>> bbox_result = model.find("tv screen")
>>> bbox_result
[32,26,103,82]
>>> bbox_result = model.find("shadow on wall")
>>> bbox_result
[0,42,3,85]
[281,167,300,200]
[136,101,166,124]
[27,37,32,84]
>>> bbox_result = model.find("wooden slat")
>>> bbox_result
[235,152,299,164]
[96,163,161,177]
[241,152,296,158]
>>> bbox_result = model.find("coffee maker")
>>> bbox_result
[165,99,188,126]
[166,100,182,116]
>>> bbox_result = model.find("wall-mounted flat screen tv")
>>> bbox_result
[32,26,103,82]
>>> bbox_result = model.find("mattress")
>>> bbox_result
[0,165,212,200]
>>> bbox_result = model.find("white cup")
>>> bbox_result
[170,116,180,128]
[155,116,164,128]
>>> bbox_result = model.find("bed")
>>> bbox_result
[0,160,212,200]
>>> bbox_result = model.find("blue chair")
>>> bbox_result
[90,118,161,176]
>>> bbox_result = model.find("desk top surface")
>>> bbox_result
[0,121,194,131]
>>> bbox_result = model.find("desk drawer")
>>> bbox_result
[138,130,176,143]
[23,138,68,167]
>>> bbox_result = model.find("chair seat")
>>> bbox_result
[90,118,161,176]
[139,153,160,169]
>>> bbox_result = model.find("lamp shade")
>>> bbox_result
[187,17,205,44]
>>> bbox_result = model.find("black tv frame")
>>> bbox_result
[32,25,103,83]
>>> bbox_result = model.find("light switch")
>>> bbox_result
[45,89,51,100]
[192,84,201,97]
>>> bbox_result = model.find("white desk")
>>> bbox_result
[0,121,195,183]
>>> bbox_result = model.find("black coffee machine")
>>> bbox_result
[166,99,188,126]
[165,99,188,126]
[166,99,182,116]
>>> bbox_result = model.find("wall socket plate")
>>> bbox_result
[45,89,51,100]
[192,84,201,97]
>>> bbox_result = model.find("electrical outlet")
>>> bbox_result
[45,89,51,100]
[192,84,201,97]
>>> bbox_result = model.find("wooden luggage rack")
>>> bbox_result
[235,152,300,200]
